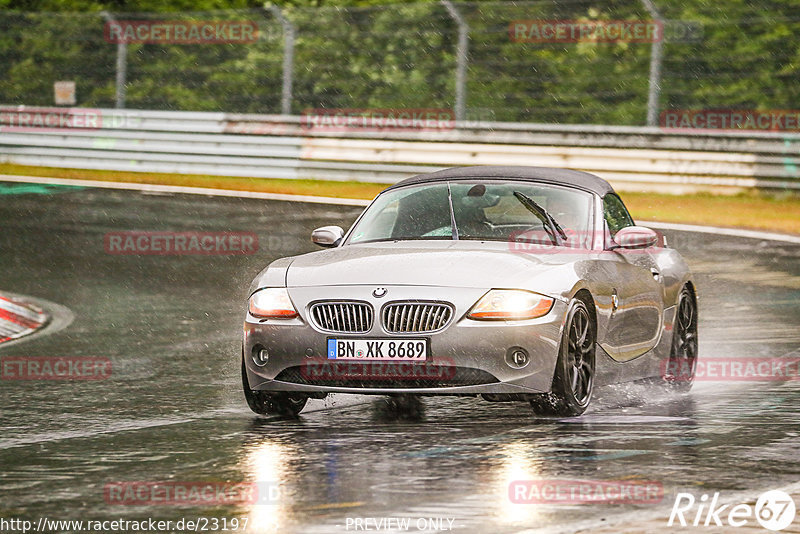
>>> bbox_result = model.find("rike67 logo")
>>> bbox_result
[669,490,796,531]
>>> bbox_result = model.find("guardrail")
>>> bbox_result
[1,107,799,192]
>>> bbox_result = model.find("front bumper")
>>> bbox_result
[243,285,567,395]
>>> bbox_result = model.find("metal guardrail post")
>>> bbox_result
[640,0,664,127]
[100,11,127,109]
[267,4,295,116]
[441,0,468,123]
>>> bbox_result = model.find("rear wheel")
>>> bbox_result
[662,287,698,392]
[241,357,308,417]
[530,298,595,417]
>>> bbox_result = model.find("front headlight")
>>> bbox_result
[467,289,553,320]
[248,288,298,319]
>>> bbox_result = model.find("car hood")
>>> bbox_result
[285,241,573,289]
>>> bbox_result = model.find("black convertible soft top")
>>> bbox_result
[388,166,616,196]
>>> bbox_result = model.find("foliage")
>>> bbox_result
[0,0,797,125]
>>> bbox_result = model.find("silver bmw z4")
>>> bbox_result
[242,166,698,417]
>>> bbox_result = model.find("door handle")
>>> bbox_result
[651,268,661,281]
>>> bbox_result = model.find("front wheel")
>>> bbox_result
[530,298,595,417]
[241,357,308,417]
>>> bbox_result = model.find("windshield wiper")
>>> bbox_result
[446,181,459,240]
[513,191,568,246]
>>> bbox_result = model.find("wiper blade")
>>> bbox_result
[513,191,568,246]
[446,181,459,240]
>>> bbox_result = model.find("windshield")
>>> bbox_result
[347,180,594,248]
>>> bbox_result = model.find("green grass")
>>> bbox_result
[1,163,799,235]
[623,191,800,235]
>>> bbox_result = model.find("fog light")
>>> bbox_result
[506,348,530,369]
[253,347,269,366]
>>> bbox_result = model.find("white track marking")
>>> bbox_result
[2,173,798,243]
[644,220,800,244]
[0,173,371,206]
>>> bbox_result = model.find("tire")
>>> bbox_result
[661,286,698,392]
[241,356,308,417]
[530,298,595,417]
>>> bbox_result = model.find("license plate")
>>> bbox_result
[327,338,428,361]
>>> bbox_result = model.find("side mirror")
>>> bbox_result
[613,226,658,249]
[311,225,344,248]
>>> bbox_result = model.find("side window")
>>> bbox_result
[603,194,634,237]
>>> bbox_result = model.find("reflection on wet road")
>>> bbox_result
[1,184,799,533]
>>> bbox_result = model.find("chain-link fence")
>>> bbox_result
[1,1,798,127]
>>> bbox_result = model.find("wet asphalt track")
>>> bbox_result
[1,181,799,534]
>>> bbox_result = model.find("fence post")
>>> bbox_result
[640,0,664,126]
[441,0,468,123]
[267,4,295,116]
[100,11,127,109]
